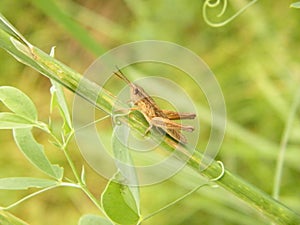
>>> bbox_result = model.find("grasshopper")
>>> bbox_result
[114,69,196,144]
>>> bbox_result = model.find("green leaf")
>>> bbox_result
[13,128,63,180]
[0,177,58,190]
[291,2,300,8]
[50,80,72,134]
[0,86,37,121]
[111,128,140,215]
[78,214,113,225]
[0,112,35,129]
[101,173,140,225]
[0,211,29,225]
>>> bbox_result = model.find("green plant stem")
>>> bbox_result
[42,122,104,213]
[273,89,300,200]
[63,146,104,213]
[0,16,300,225]
[57,131,105,213]
[142,183,210,222]
[2,183,80,210]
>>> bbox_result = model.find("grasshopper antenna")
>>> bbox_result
[114,66,131,85]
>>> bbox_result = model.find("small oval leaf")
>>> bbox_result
[101,173,140,225]
[0,86,37,121]
[78,214,113,225]
[0,112,35,129]
[0,177,58,190]
[13,128,63,179]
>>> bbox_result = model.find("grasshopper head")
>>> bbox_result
[130,84,147,103]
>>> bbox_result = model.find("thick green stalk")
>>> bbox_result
[0,16,299,225]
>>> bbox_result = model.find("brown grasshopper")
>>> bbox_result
[114,69,196,144]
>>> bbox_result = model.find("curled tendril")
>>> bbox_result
[112,111,130,126]
[203,0,258,27]
[205,0,227,17]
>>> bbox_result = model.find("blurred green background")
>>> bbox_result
[0,1,300,225]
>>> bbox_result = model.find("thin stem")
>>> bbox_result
[1,182,80,210]
[38,112,106,213]
[142,161,223,222]
[273,89,300,200]
[142,183,210,222]
[42,117,105,213]
[74,114,111,132]
[61,136,104,213]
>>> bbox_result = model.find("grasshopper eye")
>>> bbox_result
[133,88,139,95]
